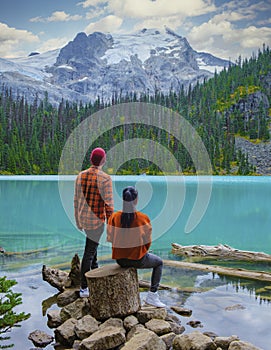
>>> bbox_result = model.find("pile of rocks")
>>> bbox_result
[29,287,262,350]
[32,259,263,349]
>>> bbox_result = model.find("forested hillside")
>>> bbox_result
[0,46,270,175]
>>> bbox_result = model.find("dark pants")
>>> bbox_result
[80,225,104,289]
[117,253,163,292]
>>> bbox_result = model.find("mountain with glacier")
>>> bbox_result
[0,27,231,104]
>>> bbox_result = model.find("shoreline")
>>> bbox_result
[3,263,271,349]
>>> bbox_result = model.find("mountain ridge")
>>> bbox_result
[0,27,231,104]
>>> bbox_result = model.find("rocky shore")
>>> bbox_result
[29,292,262,350]
[27,260,264,350]
[235,137,271,175]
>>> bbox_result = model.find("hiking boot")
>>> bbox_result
[145,291,166,308]
[79,287,89,298]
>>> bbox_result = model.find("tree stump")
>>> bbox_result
[85,264,141,320]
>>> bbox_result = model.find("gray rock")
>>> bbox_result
[235,137,271,175]
[28,329,54,348]
[126,324,146,341]
[170,306,192,316]
[47,309,62,328]
[228,340,263,350]
[57,288,79,307]
[214,335,240,349]
[136,306,167,324]
[42,265,69,292]
[99,317,123,330]
[78,325,126,350]
[60,298,91,322]
[54,318,77,347]
[168,321,185,335]
[172,330,216,350]
[121,328,166,350]
[73,340,81,349]
[186,320,203,328]
[74,315,100,340]
[123,315,139,331]
[145,319,172,335]
[160,332,176,350]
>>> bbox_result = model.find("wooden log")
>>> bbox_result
[172,243,271,262]
[85,264,141,320]
[163,259,271,282]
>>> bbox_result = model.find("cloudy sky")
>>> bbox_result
[1,0,270,60]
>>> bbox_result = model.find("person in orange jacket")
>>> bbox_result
[107,186,165,308]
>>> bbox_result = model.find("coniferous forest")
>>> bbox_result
[0,46,270,175]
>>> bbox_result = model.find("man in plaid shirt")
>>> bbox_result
[74,147,114,297]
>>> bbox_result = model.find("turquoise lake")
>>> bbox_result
[0,175,271,349]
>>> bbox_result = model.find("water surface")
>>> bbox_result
[0,176,270,349]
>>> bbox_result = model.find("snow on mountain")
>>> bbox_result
[2,49,59,82]
[11,49,59,68]
[103,28,183,64]
[0,28,230,104]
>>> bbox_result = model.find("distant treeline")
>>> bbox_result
[0,45,270,175]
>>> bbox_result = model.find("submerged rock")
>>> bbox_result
[28,329,53,348]
[170,305,192,316]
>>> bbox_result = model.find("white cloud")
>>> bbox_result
[225,26,271,49]
[106,0,216,19]
[78,0,216,23]
[133,15,186,32]
[258,18,271,25]
[84,15,123,33]
[0,22,39,58]
[79,0,217,35]
[187,13,271,60]
[86,8,108,20]
[37,37,70,53]
[30,11,82,23]
[78,0,106,8]
[189,18,232,43]
[213,11,254,23]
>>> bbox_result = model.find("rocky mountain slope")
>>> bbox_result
[235,137,271,175]
[0,27,230,105]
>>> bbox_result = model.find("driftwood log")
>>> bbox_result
[164,259,271,283]
[85,264,141,320]
[172,243,271,262]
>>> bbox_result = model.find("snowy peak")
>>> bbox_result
[102,27,194,65]
[0,28,231,104]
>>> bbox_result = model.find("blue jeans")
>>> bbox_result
[80,225,104,289]
[117,253,163,292]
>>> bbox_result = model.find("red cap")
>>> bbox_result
[90,147,106,166]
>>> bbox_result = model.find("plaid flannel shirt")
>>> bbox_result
[74,166,114,230]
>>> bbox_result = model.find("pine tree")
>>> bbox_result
[0,276,30,349]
